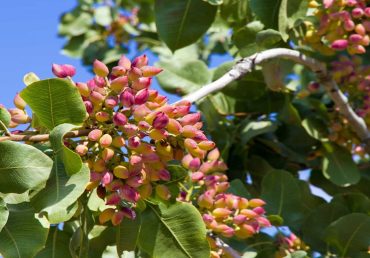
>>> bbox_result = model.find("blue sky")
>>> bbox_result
[0,1,93,108]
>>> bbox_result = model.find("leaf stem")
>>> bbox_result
[0,120,11,136]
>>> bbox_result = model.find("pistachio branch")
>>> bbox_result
[180,48,370,152]
[0,129,91,142]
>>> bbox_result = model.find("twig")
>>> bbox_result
[0,129,91,142]
[179,48,370,152]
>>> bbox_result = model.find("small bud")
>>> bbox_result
[158,169,171,181]
[198,140,216,151]
[93,59,109,77]
[52,64,76,78]
[178,112,201,126]
[106,192,121,205]
[248,198,266,208]
[233,215,247,225]
[207,148,220,161]
[101,171,113,186]
[111,211,124,226]
[128,67,143,81]
[90,91,105,104]
[119,185,140,202]
[167,118,182,135]
[104,96,118,109]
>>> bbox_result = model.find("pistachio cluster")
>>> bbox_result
[306,0,370,55]
[4,54,271,242]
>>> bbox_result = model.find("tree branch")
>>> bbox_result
[180,48,370,152]
[0,129,91,142]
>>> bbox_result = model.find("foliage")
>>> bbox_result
[0,0,369,257]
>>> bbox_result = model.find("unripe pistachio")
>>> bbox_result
[112,136,125,148]
[132,77,151,91]
[212,208,232,219]
[235,224,255,239]
[99,208,115,224]
[75,144,88,156]
[120,88,135,107]
[138,183,152,199]
[155,184,171,200]
[152,112,169,129]
[132,54,148,68]
[118,55,131,70]
[111,76,128,93]
[111,66,126,77]
[102,148,115,161]
[248,198,266,208]
[100,134,112,148]
[189,157,201,171]
[141,66,163,77]
[111,211,124,226]
[233,215,247,225]
[93,59,109,77]
[119,185,140,202]
[88,129,103,141]
[207,148,220,161]
[101,171,113,186]
[95,111,110,122]
[331,39,348,50]
[104,96,118,109]
[158,169,171,181]
[76,82,90,97]
[90,91,105,104]
[13,93,26,110]
[106,192,121,205]
[113,165,129,179]
[126,175,143,188]
[52,64,76,78]
[135,88,149,105]
[198,140,216,151]
[113,112,127,126]
[128,67,142,81]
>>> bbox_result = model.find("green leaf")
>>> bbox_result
[220,0,249,23]
[155,0,217,51]
[240,120,277,144]
[331,193,370,214]
[35,227,72,258]
[232,21,264,56]
[139,202,210,258]
[0,107,11,128]
[255,29,282,48]
[156,59,211,95]
[94,6,112,26]
[0,198,9,231]
[50,123,82,176]
[301,202,349,252]
[20,78,87,130]
[324,213,370,256]
[0,203,49,258]
[261,170,303,228]
[31,158,89,224]
[0,141,53,194]
[88,226,116,258]
[23,72,40,86]
[301,116,329,141]
[227,179,251,199]
[59,10,93,36]
[278,0,308,40]
[117,214,142,253]
[322,143,361,187]
[250,0,281,29]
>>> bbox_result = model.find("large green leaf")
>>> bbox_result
[240,120,277,144]
[250,0,281,29]
[0,107,11,128]
[155,0,217,51]
[117,214,142,254]
[261,170,303,228]
[50,123,82,176]
[59,9,93,36]
[31,158,89,224]
[278,0,308,40]
[232,21,264,57]
[322,143,361,187]
[324,213,370,257]
[35,227,72,258]
[20,78,86,130]
[0,141,53,194]
[156,59,211,95]
[220,0,249,24]
[139,202,210,258]
[0,203,49,258]
[301,202,349,252]
[88,226,116,258]
[0,198,9,231]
